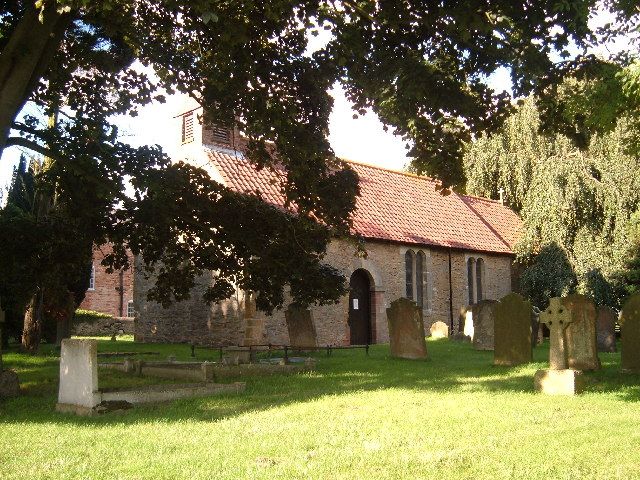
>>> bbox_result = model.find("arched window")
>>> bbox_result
[405,250,414,300]
[467,257,475,304]
[476,258,484,301]
[416,251,425,308]
[88,264,95,291]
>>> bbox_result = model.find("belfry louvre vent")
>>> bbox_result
[181,112,194,144]
[210,124,232,145]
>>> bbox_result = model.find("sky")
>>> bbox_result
[0,6,633,191]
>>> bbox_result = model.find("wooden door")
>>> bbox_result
[349,270,371,345]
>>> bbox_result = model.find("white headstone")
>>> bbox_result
[463,309,474,340]
[58,339,101,408]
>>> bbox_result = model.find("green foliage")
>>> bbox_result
[1,1,636,317]
[580,268,619,307]
[74,309,112,324]
[465,98,640,308]
[519,244,577,309]
[612,211,640,300]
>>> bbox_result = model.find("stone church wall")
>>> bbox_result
[134,238,515,347]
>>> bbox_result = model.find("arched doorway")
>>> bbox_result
[348,269,372,345]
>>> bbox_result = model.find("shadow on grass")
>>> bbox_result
[1,338,637,426]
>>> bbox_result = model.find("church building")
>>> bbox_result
[134,100,522,347]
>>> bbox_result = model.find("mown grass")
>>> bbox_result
[1,337,640,479]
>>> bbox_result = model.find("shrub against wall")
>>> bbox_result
[74,309,113,324]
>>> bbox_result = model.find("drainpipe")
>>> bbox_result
[448,248,454,332]
[118,270,125,317]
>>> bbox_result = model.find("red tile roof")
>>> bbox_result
[207,148,522,255]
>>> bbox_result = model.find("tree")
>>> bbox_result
[1,1,635,350]
[612,211,640,299]
[465,98,640,308]
[519,243,577,309]
[2,1,625,188]
[0,153,95,351]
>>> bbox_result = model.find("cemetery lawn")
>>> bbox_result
[1,338,640,479]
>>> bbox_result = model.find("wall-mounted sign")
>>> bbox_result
[352,299,359,310]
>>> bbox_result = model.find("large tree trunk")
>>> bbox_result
[22,290,44,353]
[55,292,75,347]
[0,1,70,155]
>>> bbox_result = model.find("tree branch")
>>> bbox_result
[5,136,58,160]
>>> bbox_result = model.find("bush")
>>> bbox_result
[74,309,113,324]
[519,243,577,309]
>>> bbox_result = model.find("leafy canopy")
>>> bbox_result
[0,0,636,314]
[465,98,640,308]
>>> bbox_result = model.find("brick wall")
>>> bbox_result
[134,238,515,346]
[78,245,134,318]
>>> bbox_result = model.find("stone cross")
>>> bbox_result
[539,297,574,370]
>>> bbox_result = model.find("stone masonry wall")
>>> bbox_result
[73,317,134,337]
[79,245,134,318]
[134,238,515,347]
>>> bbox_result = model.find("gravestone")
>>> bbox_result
[472,300,497,351]
[621,292,640,373]
[57,338,101,412]
[494,293,532,366]
[285,306,317,348]
[532,310,544,346]
[430,321,449,339]
[462,306,474,340]
[535,297,583,395]
[386,298,428,360]
[596,306,617,353]
[562,294,601,370]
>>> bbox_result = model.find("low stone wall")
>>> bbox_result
[101,359,316,382]
[72,317,134,337]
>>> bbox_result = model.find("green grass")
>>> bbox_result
[1,338,640,479]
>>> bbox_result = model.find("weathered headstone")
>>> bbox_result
[534,297,583,395]
[222,347,252,365]
[563,294,601,370]
[532,310,544,347]
[461,306,474,340]
[57,338,101,412]
[0,370,19,398]
[472,300,497,351]
[596,306,617,353]
[285,306,317,348]
[621,292,640,373]
[494,293,532,366]
[386,298,428,360]
[430,321,449,339]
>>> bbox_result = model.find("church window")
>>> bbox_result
[405,250,414,300]
[476,258,484,301]
[467,257,475,304]
[416,251,425,308]
[88,264,95,291]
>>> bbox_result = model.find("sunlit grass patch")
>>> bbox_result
[1,337,639,479]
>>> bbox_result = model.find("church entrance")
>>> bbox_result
[348,269,372,345]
